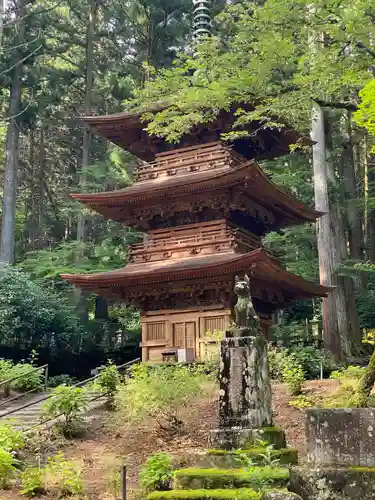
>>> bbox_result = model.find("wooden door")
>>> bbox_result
[172,322,196,355]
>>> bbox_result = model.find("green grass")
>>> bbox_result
[148,489,262,500]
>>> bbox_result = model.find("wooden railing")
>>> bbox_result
[129,220,262,263]
[135,142,246,181]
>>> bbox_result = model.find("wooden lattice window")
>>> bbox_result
[146,322,166,341]
[204,316,226,333]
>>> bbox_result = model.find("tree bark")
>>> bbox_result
[311,103,342,359]
[74,0,97,314]
[0,0,26,265]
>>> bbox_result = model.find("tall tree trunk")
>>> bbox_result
[74,0,97,317]
[0,0,26,265]
[311,103,342,359]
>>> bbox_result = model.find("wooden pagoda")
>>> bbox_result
[62,108,330,362]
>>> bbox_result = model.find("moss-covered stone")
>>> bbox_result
[200,448,297,468]
[147,488,261,500]
[252,427,287,450]
[290,465,375,499]
[173,467,289,490]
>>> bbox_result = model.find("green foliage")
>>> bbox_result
[0,360,13,381]
[288,395,315,409]
[46,452,84,496]
[0,424,23,452]
[95,360,120,409]
[41,385,88,436]
[354,80,375,141]
[282,364,305,396]
[0,448,18,489]
[20,467,45,497]
[140,453,173,492]
[8,363,43,393]
[48,374,78,388]
[0,267,82,352]
[268,345,337,381]
[117,364,205,432]
[323,379,362,408]
[331,365,366,380]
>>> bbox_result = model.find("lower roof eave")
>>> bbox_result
[61,248,331,299]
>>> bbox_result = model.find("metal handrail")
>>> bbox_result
[1,357,140,427]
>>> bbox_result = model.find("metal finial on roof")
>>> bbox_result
[193,0,212,40]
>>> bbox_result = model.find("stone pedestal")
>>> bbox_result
[289,408,375,499]
[211,332,273,449]
[306,408,375,467]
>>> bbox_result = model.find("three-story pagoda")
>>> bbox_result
[62,108,330,362]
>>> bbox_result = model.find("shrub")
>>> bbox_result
[282,365,305,396]
[140,453,173,492]
[0,424,23,452]
[41,385,88,437]
[48,375,77,388]
[117,364,205,433]
[0,448,18,488]
[20,466,45,496]
[9,363,43,393]
[95,360,120,409]
[288,395,316,409]
[331,365,366,380]
[323,379,362,408]
[46,452,84,496]
[0,360,14,381]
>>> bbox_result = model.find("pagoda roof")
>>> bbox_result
[82,107,310,162]
[61,248,330,301]
[70,161,322,229]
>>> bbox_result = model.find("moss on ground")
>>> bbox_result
[206,448,298,466]
[173,467,289,490]
[148,489,262,500]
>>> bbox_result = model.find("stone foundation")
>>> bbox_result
[290,466,375,500]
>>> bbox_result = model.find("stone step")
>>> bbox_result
[199,447,298,468]
[211,426,287,451]
[148,489,302,500]
[148,488,262,500]
[173,467,289,490]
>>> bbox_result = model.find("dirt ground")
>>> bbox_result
[0,379,339,499]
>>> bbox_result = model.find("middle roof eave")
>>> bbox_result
[70,161,322,224]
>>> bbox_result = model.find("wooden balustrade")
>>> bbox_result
[135,141,245,181]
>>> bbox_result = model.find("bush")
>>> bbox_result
[0,448,18,489]
[0,360,13,381]
[48,374,77,388]
[282,364,305,396]
[95,360,120,409]
[45,452,84,496]
[0,424,23,452]
[41,385,88,437]
[331,365,366,380]
[9,363,43,393]
[117,364,205,433]
[140,453,173,492]
[20,467,45,497]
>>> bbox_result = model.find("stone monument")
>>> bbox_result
[211,274,278,449]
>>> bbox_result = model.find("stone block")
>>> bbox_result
[210,426,286,451]
[306,408,375,466]
[289,466,375,500]
[198,448,298,469]
[263,493,303,500]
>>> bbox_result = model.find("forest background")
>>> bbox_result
[0,0,374,377]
